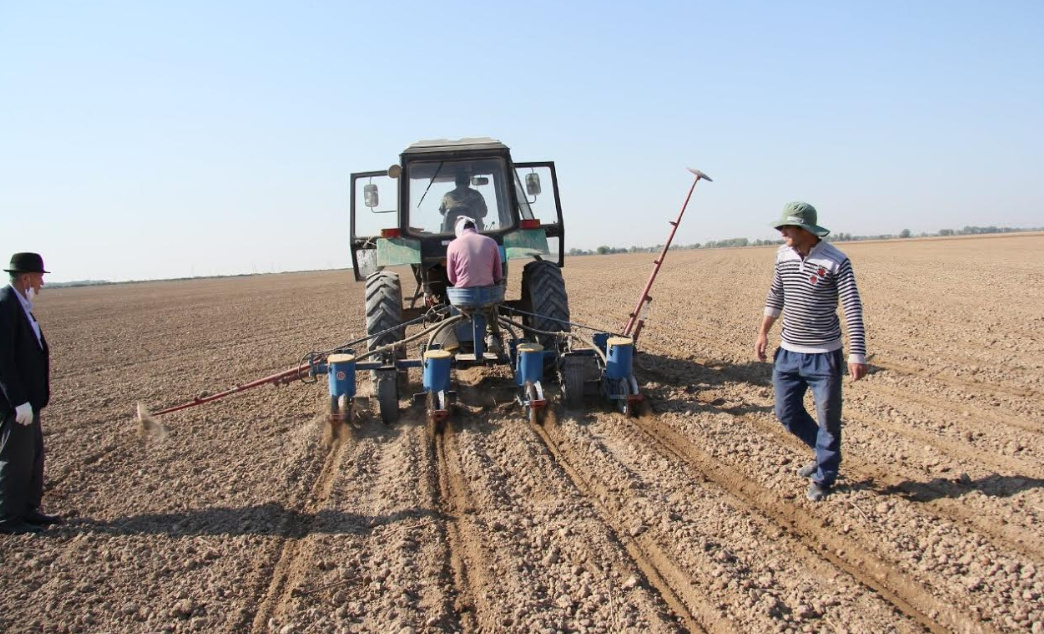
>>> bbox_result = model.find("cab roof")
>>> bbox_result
[402,137,509,155]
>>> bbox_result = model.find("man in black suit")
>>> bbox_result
[0,252,61,534]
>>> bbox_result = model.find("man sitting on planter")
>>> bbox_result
[446,216,504,355]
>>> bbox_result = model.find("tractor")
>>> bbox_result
[346,138,640,425]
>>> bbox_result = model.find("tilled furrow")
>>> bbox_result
[643,385,1044,633]
[843,407,1044,480]
[642,338,1044,463]
[868,357,1043,401]
[432,419,495,632]
[734,398,1044,565]
[55,327,310,382]
[529,417,719,634]
[552,411,928,633]
[627,411,1004,634]
[449,398,683,633]
[865,379,1044,437]
[247,428,350,633]
[665,371,1044,564]
[638,361,1044,551]
[258,415,457,633]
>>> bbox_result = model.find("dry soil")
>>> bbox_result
[1,234,1042,634]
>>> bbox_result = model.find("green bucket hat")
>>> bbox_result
[771,201,830,237]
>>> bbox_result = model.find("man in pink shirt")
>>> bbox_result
[446,216,502,288]
[446,217,504,354]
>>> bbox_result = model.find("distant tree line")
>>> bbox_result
[45,279,112,288]
[828,225,1038,242]
[569,225,1042,256]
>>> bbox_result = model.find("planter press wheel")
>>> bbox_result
[527,383,546,426]
[375,371,399,424]
[426,390,446,435]
[561,358,586,411]
[616,377,640,418]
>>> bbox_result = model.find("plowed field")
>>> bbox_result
[2,234,1042,634]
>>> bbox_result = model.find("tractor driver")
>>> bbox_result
[439,171,488,233]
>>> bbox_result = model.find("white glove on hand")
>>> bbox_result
[14,402,33,426]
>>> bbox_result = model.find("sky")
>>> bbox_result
[1,0,1042,282]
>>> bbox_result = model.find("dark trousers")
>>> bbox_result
[772,348,843,486]
[0,410,45,525]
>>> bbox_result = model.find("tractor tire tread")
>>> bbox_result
[521,260,570,354]
[364,271,404,350]
[365,272,408,393]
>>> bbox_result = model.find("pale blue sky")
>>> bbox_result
[2,0,1041,282]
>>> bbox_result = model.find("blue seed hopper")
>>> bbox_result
[312,286,643,428]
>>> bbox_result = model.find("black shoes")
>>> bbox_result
[0,510,62,534]
[0,521,44,535]
[25,510,63,526]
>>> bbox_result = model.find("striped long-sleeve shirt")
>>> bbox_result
[764,241,867,364]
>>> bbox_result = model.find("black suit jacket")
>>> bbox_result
[0,285,50,417]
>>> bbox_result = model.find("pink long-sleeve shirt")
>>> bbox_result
[446,228,502,288]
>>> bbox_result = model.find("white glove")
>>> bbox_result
[14,403,33,426]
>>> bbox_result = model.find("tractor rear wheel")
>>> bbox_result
[521,260,570,361]
[365,271,406,419]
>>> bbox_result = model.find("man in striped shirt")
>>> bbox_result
[755,202,868,502]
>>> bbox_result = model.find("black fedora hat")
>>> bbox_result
[5,252,50,274]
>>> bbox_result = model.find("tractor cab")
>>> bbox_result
[350,138,565,315]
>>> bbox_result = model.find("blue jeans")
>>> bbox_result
[773,348,843,486]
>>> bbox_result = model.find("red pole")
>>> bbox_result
[149,362,313,417]
[623,168,712,339]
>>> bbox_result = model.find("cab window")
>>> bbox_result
[406,158,513,236]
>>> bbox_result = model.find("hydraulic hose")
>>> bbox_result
[499,305,625,338]
[317,305,451,357]
[425,314,466,353]
[496,316,608,365]
[355,314,464,362]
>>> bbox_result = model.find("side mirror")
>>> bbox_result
[525,173,541,196]
[471,176,489,186]
[364,183,379,208]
